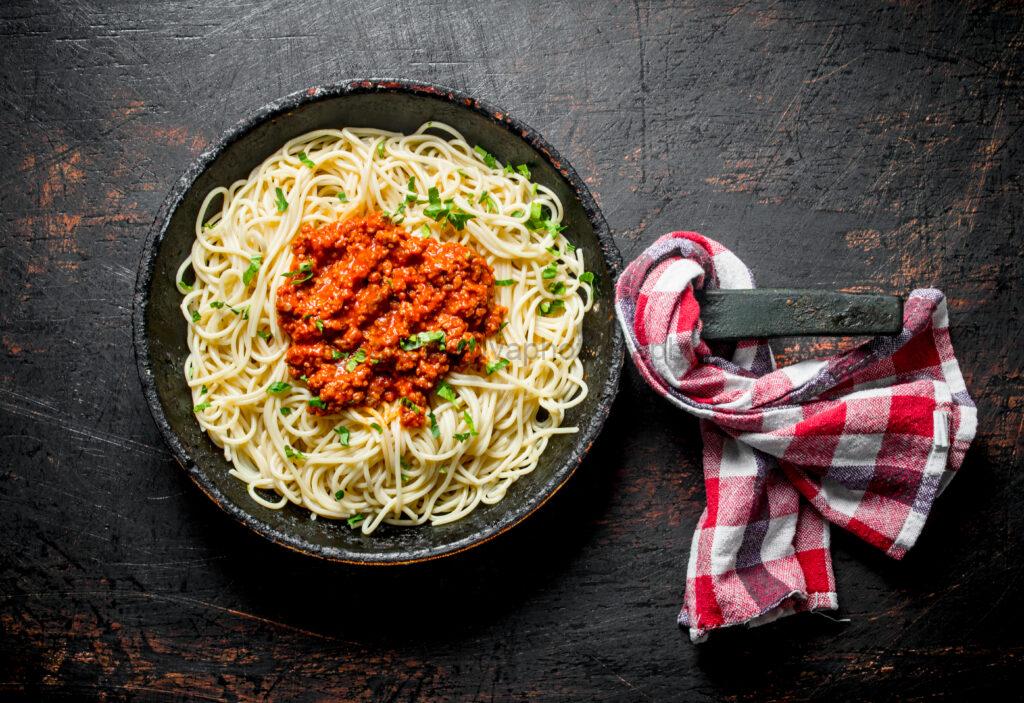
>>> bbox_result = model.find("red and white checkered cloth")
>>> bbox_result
[615,232,976,642]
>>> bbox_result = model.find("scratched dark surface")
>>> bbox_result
[2,1,1023,701]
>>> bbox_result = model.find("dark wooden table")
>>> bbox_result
[2,1,1022,700]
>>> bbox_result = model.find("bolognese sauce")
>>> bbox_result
[275,213,505,427]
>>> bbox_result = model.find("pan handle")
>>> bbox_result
[695,289,903,340]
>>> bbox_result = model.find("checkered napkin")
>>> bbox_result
[614,232,976,642]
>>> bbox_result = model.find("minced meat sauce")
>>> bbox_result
[275,213,505,427]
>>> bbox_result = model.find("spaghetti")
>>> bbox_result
[177,122,594,532]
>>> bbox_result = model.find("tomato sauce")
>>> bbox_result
[276,213,505,426]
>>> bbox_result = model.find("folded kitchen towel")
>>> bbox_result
[614,232,976,642]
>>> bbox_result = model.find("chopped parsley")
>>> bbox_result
[282,261,314,283]
[462,410,478,435]
[541,262,559,279]
[428,411,440,438]
[579,271,595,284]
[376,140,386,158]
[538,299,565,316]
[399,330,446,351]
[334,489,345,500]
[400,397,422,414]
[274,187,288,212]
[210,301,226,309]
[189,308,201,323]
[347,513,365,528]
[456,337,477,352]
[454,432,472,442]
[473,145,498,169]
[478,190,497,212]
[193,401,211,412]
[200,385,208,395]
[337,191,348,203]
[284,444,306,461]
[242,255,262,286]
[423,187,476,230]
[297,151,315,169]
[370,422,383,433]
[494,278,515,287]
[177,279,193,293]
[334,426,350,446]
[516,164,531,179]
[331,349,345,360]
[203,221,216,231]
[405,176,419,203]
[419,224,432,238]
[485,358,510,375]
[549,281,566,295]
[526,201,565,236]
[504,164,515,175]
[435,380,458,403]
[280,407,292,416]
[267,382,291,394]
[314,318,324,332]
[257,329,272,341]
[307,397,327,409]
[345,348,367,371]
[447,210,475,230]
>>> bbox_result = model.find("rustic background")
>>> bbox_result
[2,0,1022,700]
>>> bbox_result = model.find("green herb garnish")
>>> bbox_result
[399,330,446,351]
[347,513,365,528]
[242,255,262,286]
[193,401,211,412]
[334,489,345,500]
[436,380,458,403]
[190,308,201,323]
[210,301,226,309]
[473,145,497,168]
[579,271,595,284]
[178,279,193,293]
[376,140,386,158]
[297,151,315,169]
[494,279,515,287]
[337,191,348,203]
[334,426,350,446]
[274,187,288,212]
[284,444,305,461]
[282,261,314,283]
[400,397,422,414]
[549,281,566,295]
[200,385,208,395]
[345,348,367,372]
[405,176,418,203]
[268,382,291,394]
[446,210,475,230]
[307,397,327,409]
[516,164,531,179]
[257,329,272,341]
[541,262,558,279]
[314,318,324,332]
[428,411,440,439]
[479,190,497,212]
[538,299,565,316]
[485,358,510,375]
[370,422,383,433]
[280,407,292,416]
[462,410,478,435]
